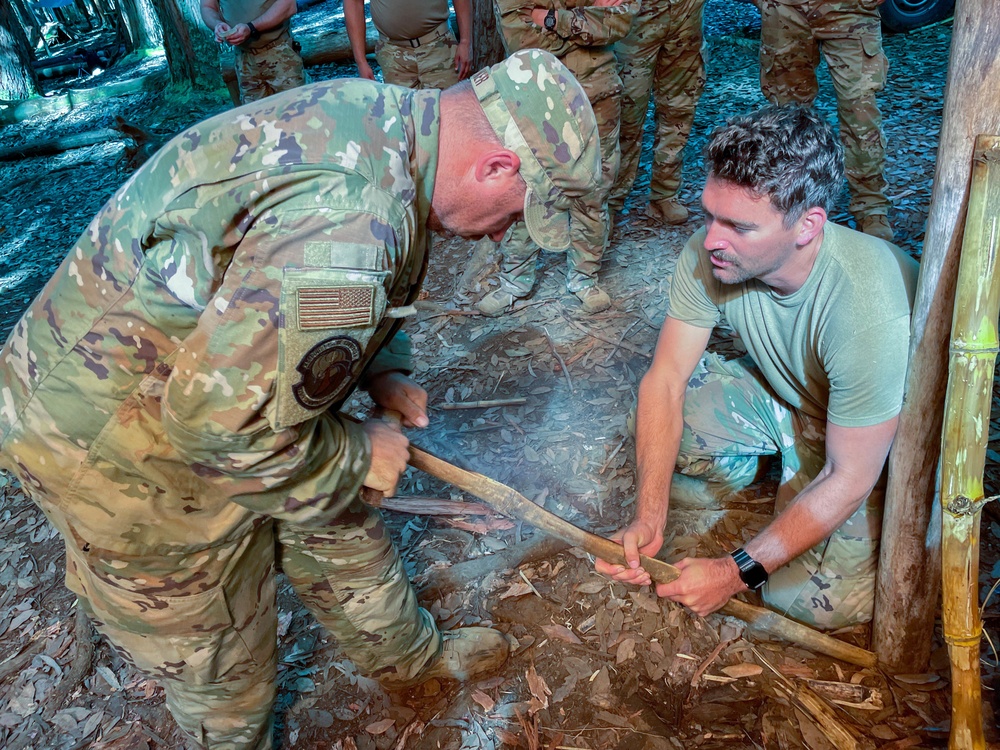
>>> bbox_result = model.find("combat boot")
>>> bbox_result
[417,627,510,683]
[477,289,521,317]
[859,214,895,242]
[574,285,611,314]
[646,198,689,225]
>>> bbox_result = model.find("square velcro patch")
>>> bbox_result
[297,286,375,329]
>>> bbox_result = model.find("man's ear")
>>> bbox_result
[796,206,827,246]
[475,149,521,183]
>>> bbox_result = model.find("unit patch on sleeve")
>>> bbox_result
[292,336,362,409]
[275,266,390,430]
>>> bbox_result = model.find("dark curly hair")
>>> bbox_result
[704,104,844,227]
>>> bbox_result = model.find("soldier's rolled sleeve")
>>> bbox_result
[552,4,636,46]
[494,0,575,56]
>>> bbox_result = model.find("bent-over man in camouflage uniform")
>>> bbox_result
[596,105,918,630]
[478,0,636,316]
[757,0,894,241]
[201,0,305,105]
[610,0,706,226]
[345,0,473,89]
[0,50,603,749]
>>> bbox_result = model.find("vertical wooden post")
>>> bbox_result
[873,0,1000,672]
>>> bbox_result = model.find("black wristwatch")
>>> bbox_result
[246,21,261,41]
[543,8,557,30]
[731,548,768,590]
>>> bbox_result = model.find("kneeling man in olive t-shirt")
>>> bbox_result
[596,104,918,630]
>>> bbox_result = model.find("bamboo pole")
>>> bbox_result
[939,135,1000,750]
[874,0,1000,673]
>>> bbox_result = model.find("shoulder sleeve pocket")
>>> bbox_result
[276,267,389,430]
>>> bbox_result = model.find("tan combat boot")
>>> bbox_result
[646,198,689,225]
[418,627,511,683]
[574,285,611,314]
[477,289,519,317]
[859,214,895,242]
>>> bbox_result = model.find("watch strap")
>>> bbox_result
[246,21,261,40]
[731,547,768,590]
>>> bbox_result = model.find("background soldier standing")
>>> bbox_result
[200,0,305,104]
[610,0,707,226]
[478,0,636,316]
[0,51,602,749]
[757,0,894,241]
[345,0,473,88]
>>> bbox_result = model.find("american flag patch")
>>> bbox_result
[298,286,375,329]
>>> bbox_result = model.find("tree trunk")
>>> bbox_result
[120,0,163,51]
[297,26,377,66]
[472,0,503,70]
[873,0,1000,673]
[11,0,44,52]
[149,0,222,90]
[0,0,40,101]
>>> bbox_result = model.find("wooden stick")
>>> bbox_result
[754,647,860,750]
[406,444,878,669]
[439,398,527,410]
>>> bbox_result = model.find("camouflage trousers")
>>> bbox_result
[758,0,890,221]
[610,0,706,212]
[233,31,306,105]
[668,354,881,629]
[51,498,441,749]
[375,22,461,89]
[494,94,621,296]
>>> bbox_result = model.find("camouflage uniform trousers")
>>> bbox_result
[758,0,890,221]
[495,94,621,296]
[610,0,706,213]
[234,30,306,104]
[50,497,440,749]
[637,354,881,629]
[375,22,461,89]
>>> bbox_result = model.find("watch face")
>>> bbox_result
[544,11,555,29]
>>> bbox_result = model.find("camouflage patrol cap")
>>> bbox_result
[471,49,602,252]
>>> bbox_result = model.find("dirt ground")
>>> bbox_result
[1,3,995,749]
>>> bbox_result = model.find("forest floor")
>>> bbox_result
[1,3,997,749]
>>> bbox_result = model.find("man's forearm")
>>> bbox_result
[343,0,370,64]
[200,0,225,29]
[249,0,296,32]
[744,468,874,573]
[453,0,473,45]
[633,376,685,531]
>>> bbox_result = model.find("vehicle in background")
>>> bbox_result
[880,0,955,32]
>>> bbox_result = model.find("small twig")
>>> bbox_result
[439,398,527,410]
[604,319,641,364]
[690,638,733,687]
[519,569,544,599]
[542,327,573,393]
[562,315,651,358]
[599,436,628,474]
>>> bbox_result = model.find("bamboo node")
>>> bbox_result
[944,494,989,516]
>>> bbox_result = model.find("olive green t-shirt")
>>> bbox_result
[221,0,288,45]
[667,223,919,427]
[370,0,450,41]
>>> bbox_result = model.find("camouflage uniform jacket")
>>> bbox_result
[492,0,636,104]
[0,80,438,555]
